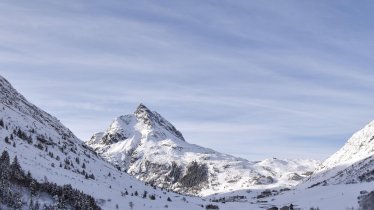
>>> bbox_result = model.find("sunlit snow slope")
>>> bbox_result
[305,120,374,187]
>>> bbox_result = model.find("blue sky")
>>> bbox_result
[1,0,374,160]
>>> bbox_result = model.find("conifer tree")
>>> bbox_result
[0,150,10,167]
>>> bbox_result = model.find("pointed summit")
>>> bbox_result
[132,103,185,141]
[135,103,152,117]
[0,75,26,103]
[135,103,150,112]
[0,75,12,87]
[134,103,155,126]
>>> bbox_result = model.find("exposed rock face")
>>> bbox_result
[180,161,208,189]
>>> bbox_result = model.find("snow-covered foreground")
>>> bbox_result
[212,183,367,210]
[192,182,368,210]
[272,183,371,210]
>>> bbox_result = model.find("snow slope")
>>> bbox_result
[269,182,372,210]
[87,104,320,196]
[304,120,374,188]
[0,75,212,210]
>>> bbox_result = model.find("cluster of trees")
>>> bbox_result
[358,190,374,210]
[211,195,247,203]
[1,119,95,181]
[266,204,294,210]
[2,122,33,146]
[14,127,32,142]
[257,189,274,199]
[205,204,219,209]
[358,169,374,182]
[0,150,101,210]
[120,188,170,202]
[180,161,208,188]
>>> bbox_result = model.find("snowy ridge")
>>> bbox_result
[87,104,319,196]
[257,158,319,184]
[304,120,374,188]
[0,76,77,144]
[321,120,374,170]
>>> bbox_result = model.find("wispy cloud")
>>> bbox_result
[1,0,374,160]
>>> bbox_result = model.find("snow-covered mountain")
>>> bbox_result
[87,104,319,196]
[0,75,213,210]
[304,120,374,187]
[261,120,374,210]
[4,73,374,210]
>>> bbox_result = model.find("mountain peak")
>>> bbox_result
[133,103,185,141]
[0,75,24,102]
[134,103,155,127]
[134,103,153,119]
[135,103,150,113]
[89,103,186,148]
[0,75,12,86]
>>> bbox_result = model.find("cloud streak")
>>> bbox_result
[1,0,374,160]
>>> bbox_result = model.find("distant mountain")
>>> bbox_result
[305,120,374,187]
[87,104,319,196]
[0,75,208,210]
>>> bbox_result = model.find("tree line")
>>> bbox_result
[0,150,101,210]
